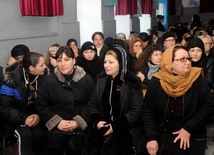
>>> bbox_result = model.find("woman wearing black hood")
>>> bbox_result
[82,46,144,155]
[187,37,214,90]
[76,41,103,82]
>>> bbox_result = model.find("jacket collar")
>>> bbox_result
[54,65,86,83]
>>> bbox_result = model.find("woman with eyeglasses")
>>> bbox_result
[142,45,214,155]
[161,31,176,50]
[187,37,214,91]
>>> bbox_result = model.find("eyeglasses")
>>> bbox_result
[165,39,175,42]
[174,57,192,62]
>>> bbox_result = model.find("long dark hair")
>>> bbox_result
[135,44,163,70]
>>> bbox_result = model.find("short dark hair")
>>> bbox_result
[56,46,75,59]
[23,52,43,70]
[91,32,104,40]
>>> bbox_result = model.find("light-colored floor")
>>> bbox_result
[1,124,214,155]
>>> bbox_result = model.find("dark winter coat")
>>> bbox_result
[205,49,214,90]
[89,72,144,146]
[157,21,165,32]
[143,75,214,142]
[0,66,3,87]
[76,55,103,82]
[0,61,47,125]
[36,66,94,132]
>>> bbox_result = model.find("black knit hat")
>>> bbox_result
[139,32,150,42]
[80,41,97,54]
[11,44,30,58]
[161,31,175,43]
[186,37,205,53]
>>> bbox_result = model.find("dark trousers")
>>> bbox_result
[44,131,85,155]
[137,133,206,155]
[14,124,44,155]
[82,128,134,155]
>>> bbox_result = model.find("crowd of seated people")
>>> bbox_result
[1,15,214,155]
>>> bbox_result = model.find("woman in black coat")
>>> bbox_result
[76,41,103,82]
[0,52,48,155]
[187,37,214,90]
[36,46,94,155]
[83,46,144,155]
[142,45,214,155]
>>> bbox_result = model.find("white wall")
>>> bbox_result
[115,14,151,38]
[139,14,151,33]
[77,0,102,45]
[0,0,151,66]
[115,15,131,39]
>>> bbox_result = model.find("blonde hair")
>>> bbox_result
[45,43,61,66]
[105,50,118,60]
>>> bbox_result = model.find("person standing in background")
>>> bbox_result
[92,32,109,59]
[157,15,165,32]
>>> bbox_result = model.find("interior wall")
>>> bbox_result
[0,0,79,66]
[77,0,102,45]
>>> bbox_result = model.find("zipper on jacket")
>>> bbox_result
[157,97,170,129]
[109,79,114,121]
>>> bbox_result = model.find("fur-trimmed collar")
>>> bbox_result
[3,60,23,85]
[54,65,86,83]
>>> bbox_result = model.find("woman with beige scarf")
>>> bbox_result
[142,45,214,155]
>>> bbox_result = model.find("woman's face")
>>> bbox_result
[133,41,142,53]
[29,56,46,75]
[69,41,78,49]
[200,37,213,53]
[172,48,191,75]
[133,41,143,58]
[163,37,176,49]
[83,50,96,61]
[93,34,104,48]
[56,52,75,75]
[150,50,162,65]
[104,54,119,78]
[188,47,202,62]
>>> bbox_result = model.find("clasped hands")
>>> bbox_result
[57,120,78,132]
